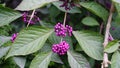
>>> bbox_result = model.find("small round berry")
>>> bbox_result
[22,12,40,24]
[66,25,73,36]
[59,0,75,10]
[54,23,67,37]
[52,41,70,55]
[11,33,18,43]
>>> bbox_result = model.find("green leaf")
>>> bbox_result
[39,21,54,28]
[114,15,120,23]
[82,16,99,26]
[0,46,10,58]
[113,0,120,3]
[104,40,120,53]
[15,0,58,11]
[73,31,103,60]
[113,1,120,16]
[67,51,90,68]
[49,6,60,18]
[0,36,11,47]
[13,57,26,68]
[39,43,52,52]
[0,5,22,26]
[110,21,120,39]
[80,2,109,21]
[6,26,53,58]
[111,51,120,68]
[53,1,81,13]
[30,52,52,68]
[51,53,63,64]
[75,44,83,52]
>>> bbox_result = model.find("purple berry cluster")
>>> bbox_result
[60,0,75,10]
[66,25,73,36]
[52,41,69,55]
[11,33,18,43]
[54,23,73,37]
[52,23,73,55]
[22,12,40,24]
[54,23,67,37]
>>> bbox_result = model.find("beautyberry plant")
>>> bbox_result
[0,0,120,68]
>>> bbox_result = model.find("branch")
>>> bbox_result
[102,3,114,68]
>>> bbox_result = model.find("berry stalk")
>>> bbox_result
[61,12,67,41]
[27,9,36,27]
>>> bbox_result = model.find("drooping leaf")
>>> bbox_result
[53,1,81,13]
[0,46,10,58]
[0,5,22,26]
[104,40,120,53]
[67,51,90,68]
[13,57,26,68]
[73,31,103,60]
[82,16,99,26]
[80,2,109,21]
[111,51,120,68]
[6,26,53,58]
[30,52,52,68]
[15,0,59,11]
[0,36,11,47]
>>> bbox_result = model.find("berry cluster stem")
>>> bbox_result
[63,12,67,27]
[27,9,36,27]
[61,12,67,41]
[101,2,114,68]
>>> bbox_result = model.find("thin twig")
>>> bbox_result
[102,3,114,68]
[27,9,36,27]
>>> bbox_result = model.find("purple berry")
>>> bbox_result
[54,23,67,37]
[54,23,73,37]
[59,0,75,10]
[111,27,115,30]
[66,25,73,36]
[22,12,40,24]
[11,33,18,43]
[52,41,70,55]
[108,35,114,41]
